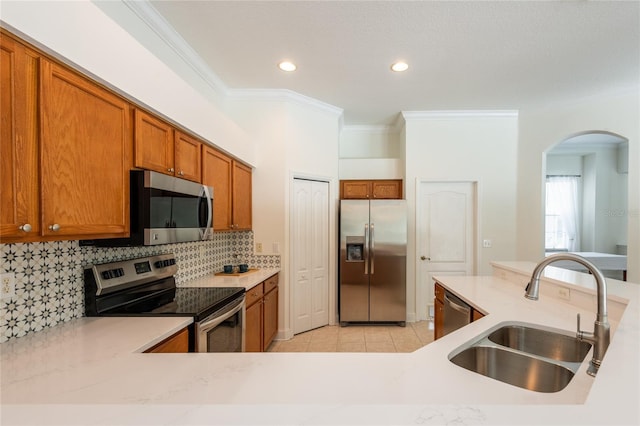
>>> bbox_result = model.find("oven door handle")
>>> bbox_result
[198,296,245,332]
[196,296,245,352]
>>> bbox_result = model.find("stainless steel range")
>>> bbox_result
[84,253,245,352]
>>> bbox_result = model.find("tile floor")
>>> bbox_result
[267,321,434,353]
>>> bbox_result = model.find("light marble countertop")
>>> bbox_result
[1,263,638,425]
[179,268,280,290]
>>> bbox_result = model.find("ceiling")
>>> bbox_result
[140,1,639,126]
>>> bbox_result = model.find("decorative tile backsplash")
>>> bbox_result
[0,231,279,343]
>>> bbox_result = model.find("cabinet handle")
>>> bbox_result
[168,167,175,173]
[178,170,184,176]
[48,224,61,232]
[19,224,32,232]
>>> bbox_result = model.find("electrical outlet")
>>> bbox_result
[483,239,492,248]
[256,242,263,253]
[1,273,16,300]
[557,286,571,301]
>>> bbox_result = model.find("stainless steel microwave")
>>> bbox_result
[84,170,213,247]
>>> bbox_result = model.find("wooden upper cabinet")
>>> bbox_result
[340,180,370,199]
[372,180,402,199]
[134,109,202,182]
[202,145,233,231]
[40,59,132,239]
[174,131,201,182]
[232,161,252,230]
[202,145,252,231]
[134,109,174,175]
[340,179,403,199]
[0,32,40,241]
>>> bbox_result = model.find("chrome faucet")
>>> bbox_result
[525,253,610,376]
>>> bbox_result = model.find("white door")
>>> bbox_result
[292,178,329,334]
[417,181,476,320]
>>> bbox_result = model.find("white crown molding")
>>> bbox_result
[122,0,229,97]
[229,88,343,117]
[402,110,519,120]
[342,125,396,133]
[123,1,343,119]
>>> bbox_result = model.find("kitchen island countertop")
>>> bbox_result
[1,263,638,425]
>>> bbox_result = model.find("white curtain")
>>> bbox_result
[546,176,580,251]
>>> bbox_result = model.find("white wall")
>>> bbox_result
[517,91,639,282]
[403,112,519,320]
[0,0,255,163]
[339,126,405,179]
[226,97,341,337]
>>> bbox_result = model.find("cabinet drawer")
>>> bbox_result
[264,273,279,294]
[246,282,264,307]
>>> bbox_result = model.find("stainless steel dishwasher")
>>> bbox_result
[442,290,472,336]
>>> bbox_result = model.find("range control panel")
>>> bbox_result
[87,253,178,295]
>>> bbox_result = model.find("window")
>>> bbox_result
[545,176,580,251]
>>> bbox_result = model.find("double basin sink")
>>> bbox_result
[448,321,592,393]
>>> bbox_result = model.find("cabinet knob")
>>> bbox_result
[19,223,32,232]
[178,170,184,176]
[421,256,431,261]
[48,224,61,232]
[168,167,175,173]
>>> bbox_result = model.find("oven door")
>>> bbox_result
[195,295,245,352]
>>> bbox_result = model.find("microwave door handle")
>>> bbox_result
[199,186,213,230]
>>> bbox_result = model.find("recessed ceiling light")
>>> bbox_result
[391,62,409,72]
[278,61,297,72]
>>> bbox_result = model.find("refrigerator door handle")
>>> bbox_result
[370,223,375,275]
[364,223,369,275]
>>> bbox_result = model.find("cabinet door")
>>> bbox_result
[340,180,370,199]
[434,298,444,340]
[202,146,232,231]
[134,109,174,175]
[232,161,252,230]
[263,286,278,351]
[40,60,131,238]
[472,309,484,322]
[144,328,189,353]
[245,300,263,352]
[372,180,402,199]
[0,33,40,240]
[174,131,201,182]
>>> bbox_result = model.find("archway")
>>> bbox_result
[544,131,628,280]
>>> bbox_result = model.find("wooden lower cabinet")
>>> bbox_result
[263,286,278,349]
[144,328,189,353]
[433,282,483,340]
[244,274,279,352]
[244,283,264,352]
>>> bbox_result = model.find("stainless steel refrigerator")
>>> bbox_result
[339,199,407,325]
